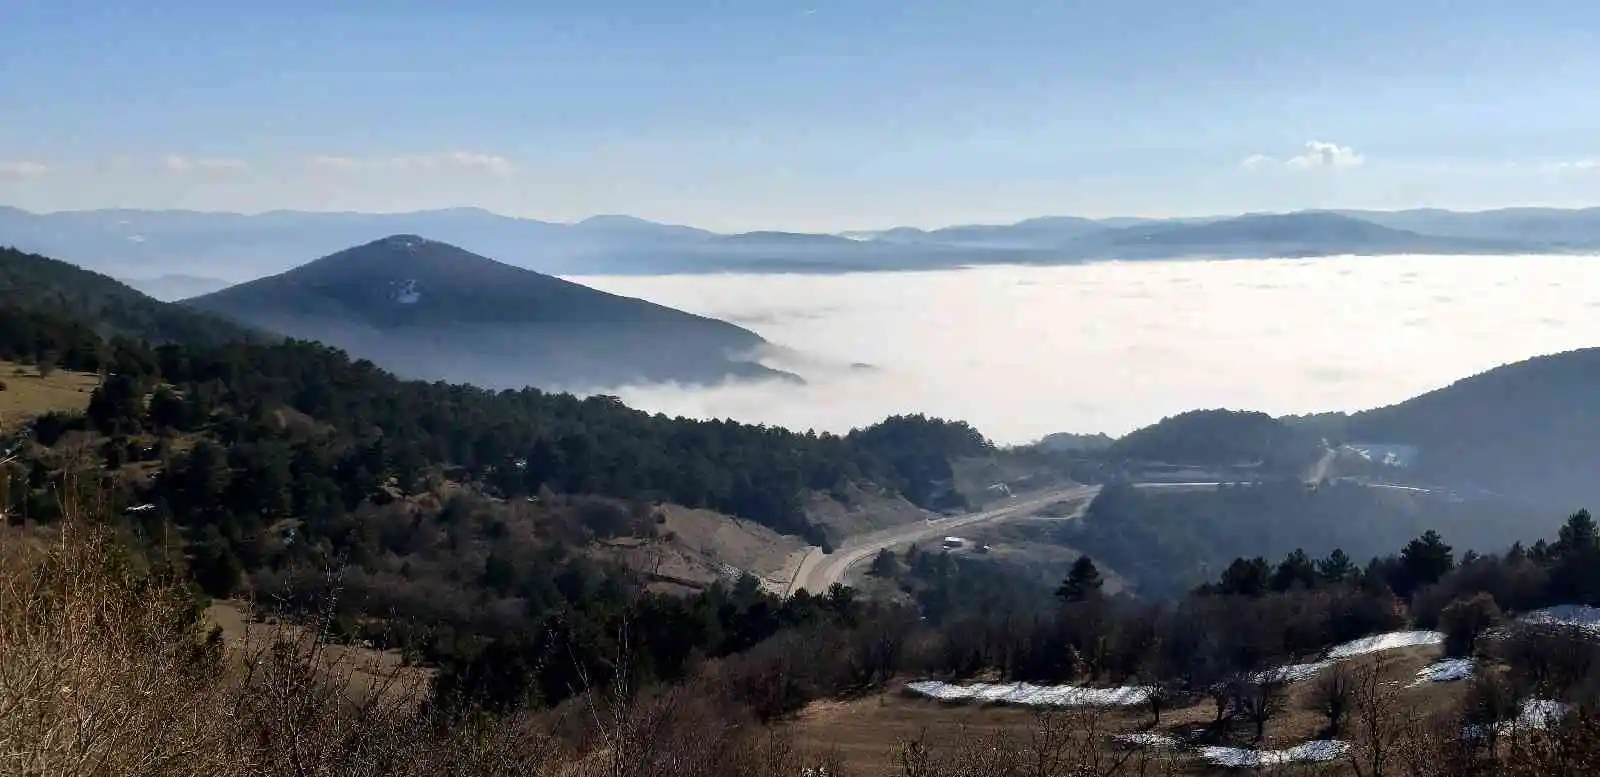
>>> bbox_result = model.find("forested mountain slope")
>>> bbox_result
[184,235,794,390]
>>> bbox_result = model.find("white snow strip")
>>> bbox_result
[1199,740,1350,768]
[1410,658,1474,686]
[1520,605,1600,635]
[1252,661,1333,684]
[1114,732,1182,750]
[1462,698,1568,739]
[904,681,1150,708]
[1325,631,1443,659]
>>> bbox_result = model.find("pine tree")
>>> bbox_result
[869,548,901,578]
[1316,548,1356,584]
[1271,548,1317,591]
[1398,530,1455,596]
[1057,555,1105,602]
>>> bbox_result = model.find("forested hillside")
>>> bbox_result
[0,247,1004,710]
[1106,408,1319,474]
[1,246,258,346]
[1058,480,1545,597]
[1347,347,1600,508]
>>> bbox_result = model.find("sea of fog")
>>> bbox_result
[567,254,1600,445]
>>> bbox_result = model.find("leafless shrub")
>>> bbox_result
[1492,622,1600,702]
[1437,593,1502,658]
[1307,662,1357,737]
[891,709,1180,777]
[1,506,835,777]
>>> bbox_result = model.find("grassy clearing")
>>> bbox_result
[785,645,1466,775]
[0,359,99,421]
[203,600,436,710]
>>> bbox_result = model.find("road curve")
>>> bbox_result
[786,485,1101,596]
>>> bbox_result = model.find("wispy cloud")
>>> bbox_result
[162,154,249,174]
[0,160,50,180]
[1286,140,1363,170]
[1547,159,1600,172]
[308,151,515,177]
[1243,141,1363,172]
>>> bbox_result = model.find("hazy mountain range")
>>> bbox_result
[6,205,1600,298]
[183,236,793,391]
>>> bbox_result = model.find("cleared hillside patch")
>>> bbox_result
[0,360,98,420]
[787,644,1465,776]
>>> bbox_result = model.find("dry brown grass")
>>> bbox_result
[0,360,99,421]
[0,513,847,777]
[203,599,436,710]
[785,646,1482,776]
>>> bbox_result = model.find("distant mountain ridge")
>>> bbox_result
[183,235,796,391]
[2,204,1597,281]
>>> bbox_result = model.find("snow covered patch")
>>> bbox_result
[1463,698,1568,739]
[1520,605,1600,635]
[1199,740,1349,768]
[1509,699,1569,732]
[904,681,1150,708]
[393,279,422,304]
[1410,658,1473,686]
[1252,661,1333,684]
[1326,631,1443,659]
[1114,732,1182,750]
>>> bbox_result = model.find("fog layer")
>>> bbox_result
[569,255,1600,444]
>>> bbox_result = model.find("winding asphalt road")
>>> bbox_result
[785,485,1101,596]
[782,453,1348,597]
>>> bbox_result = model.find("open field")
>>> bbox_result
[785,644,1460,775]
[204,600,435,708]
[0,360,99,422]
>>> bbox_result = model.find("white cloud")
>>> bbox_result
[308,150,515,177]
[1548,159,1600,172]
[0,160,50,179]
[1285,140,1363,170]
[1243,142,1363,172]
[1241,153,1273,170]
[162,154,249,174]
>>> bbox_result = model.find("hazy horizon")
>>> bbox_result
[7,2,1600,230]
[569,254,1600,443]
[11,202,1600,239]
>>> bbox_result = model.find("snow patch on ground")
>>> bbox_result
[1252,661,1333,684]
[904,681,1150,708]
[1520,605,1600,634]
[1325,631,1443,659]
[1199,740,1350,768]
[393,278,422,304]
[1463,698,1568,739]
[1114,732,1183,750]
[1410,658,1474,686]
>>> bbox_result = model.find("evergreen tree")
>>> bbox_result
[1056,555,1105,602]
[1211,557,1272,597]
[1551,510,1600,603]
[1271,548,1317,591]
[87,373,145,435]
[1315,548,1356,585]
[868,548,901,578]
[1398,530,1455,597]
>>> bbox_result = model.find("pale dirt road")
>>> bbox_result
[785,485,1101,596]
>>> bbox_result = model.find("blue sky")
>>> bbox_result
[3,0,1600,231]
